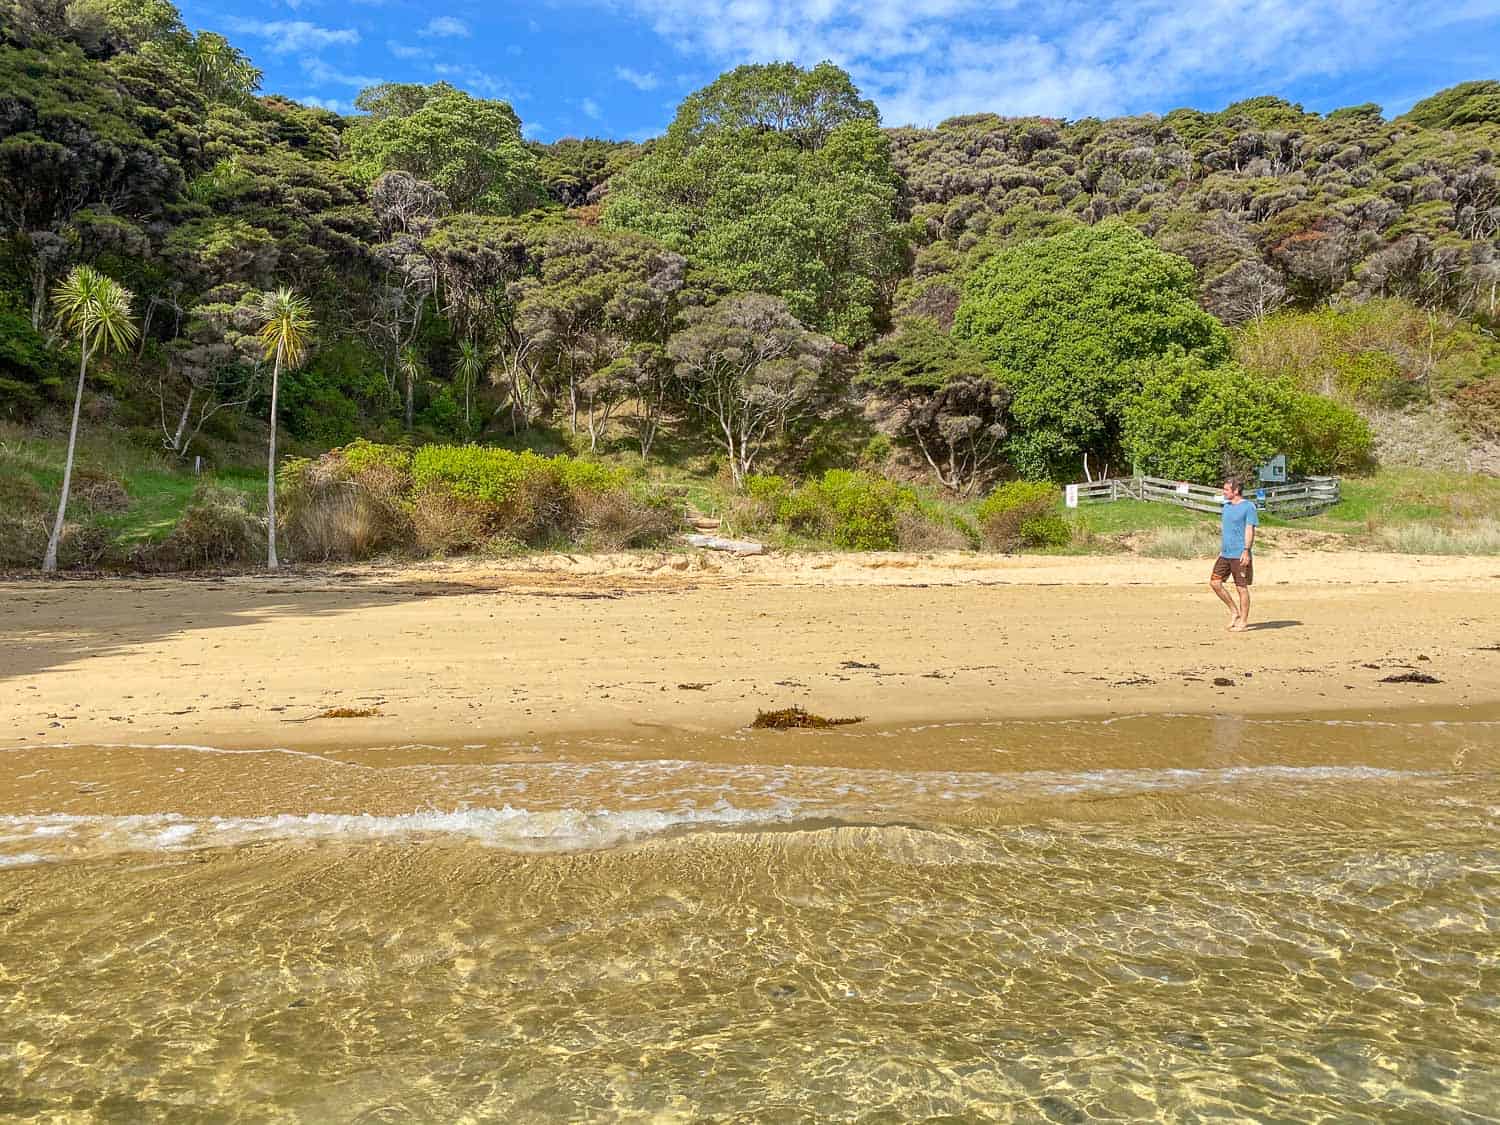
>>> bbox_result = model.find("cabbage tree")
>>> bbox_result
[43,266,137,573]
[257,288,314,569]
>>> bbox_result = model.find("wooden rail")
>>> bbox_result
[1066,475,1339,517]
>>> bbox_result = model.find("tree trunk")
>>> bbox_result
[267,354,281,570]
[43,340,92,573]
[404,368,414,431]
[171,387,194,454]
[30,277,47,334]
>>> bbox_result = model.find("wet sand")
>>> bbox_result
[4,549,1499,749]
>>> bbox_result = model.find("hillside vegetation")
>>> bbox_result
[2,0,1498,569]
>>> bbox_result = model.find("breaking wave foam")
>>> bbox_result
[0,800,804,862]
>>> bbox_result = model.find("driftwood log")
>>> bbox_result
[684,533,766,556]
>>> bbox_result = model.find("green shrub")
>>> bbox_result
[779,469,920,550]
[0,306,64,420]
[1287,394,1375,473]
[745,474,790,504]
[1018,513,1071,549]
[1334,351,1413,406]
[1455,380,1500,440]
[338,439,414,479]
[159,484,263,570]
[278,445,412,562]
[1121,353,1291,483]
[976,480,1059,551]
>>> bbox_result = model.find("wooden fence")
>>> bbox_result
[1065,475,1340,517]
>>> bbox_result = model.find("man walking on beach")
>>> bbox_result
[1210,477,1258,631]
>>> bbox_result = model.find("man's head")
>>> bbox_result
[1222,477,1244,501]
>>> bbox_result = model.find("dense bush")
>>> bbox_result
[0,306,65,419]
[278,442,674,560]
[1455,380,1500,441]
[1286,394,1375,473]
[954,221,1232,478]
[157,484,263,570]
[975,480,1062,551]
[1121,353,1292,483]
[769,469,920,550]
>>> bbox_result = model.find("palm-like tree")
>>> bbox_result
[398,345,423,432]
[257,287,315,570]
[187,33,263,103]
[454,337,487,434]
[43,266,138,573]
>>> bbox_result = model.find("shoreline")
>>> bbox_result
[4,550,1499,751]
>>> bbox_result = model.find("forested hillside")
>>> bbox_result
[3,0,1499,568]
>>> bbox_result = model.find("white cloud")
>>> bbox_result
[580,97,602,119]
[301,95,353,114]
[432,63,520,101]
[227,19,359,54]
[611,0,1500,124]
[419,16,471,38]
[387,40,431,61]
[301,55,384,89]
[615,65,659,91]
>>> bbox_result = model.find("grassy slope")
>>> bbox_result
[0,424,263,549]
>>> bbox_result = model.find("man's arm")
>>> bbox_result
[1242,517,1256,561]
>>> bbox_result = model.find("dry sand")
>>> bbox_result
[4,549,1499,749]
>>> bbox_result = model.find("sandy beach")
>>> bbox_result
[4,548,1498,749]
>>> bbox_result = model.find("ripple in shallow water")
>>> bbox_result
[1,713,1498,1120]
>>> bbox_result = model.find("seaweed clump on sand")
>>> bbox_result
[316,706,382,718]
[751,707,863,730]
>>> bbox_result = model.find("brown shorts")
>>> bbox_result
[1212,555,1253,587]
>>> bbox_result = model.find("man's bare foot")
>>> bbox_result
[1226,614,1241,630]
[1230,620,1248,632]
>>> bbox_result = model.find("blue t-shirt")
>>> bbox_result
[1221,498,1259,557]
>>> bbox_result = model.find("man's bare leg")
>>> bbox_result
[1210,576,1240,627]
[1230,584,1250,631]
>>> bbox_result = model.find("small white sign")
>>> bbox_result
[1065,484,1079,509]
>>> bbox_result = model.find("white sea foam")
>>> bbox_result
[0,761,1463,868]
[0,799,805,862]
[0,852,48,868]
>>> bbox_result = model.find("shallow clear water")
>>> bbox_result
[2,713,1499,1121]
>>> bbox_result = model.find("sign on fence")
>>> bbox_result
[1065,484,1078,509]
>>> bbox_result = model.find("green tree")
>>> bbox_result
[64,0,185,53]
[510,225,691,446]
[666,293,837,485]
[347,82,542,213]
[954,221,1230,478]
[181,31,261,103]
[858,317,1010,495]
[257,287,314,570]
[43,265,137,572]
[603,63,902,346]
[1121,351,1292,482]
[453,337,486,434]
[1404,81,1500,128]
[667,61,879,149]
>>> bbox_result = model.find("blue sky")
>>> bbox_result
[176,0,1500,141]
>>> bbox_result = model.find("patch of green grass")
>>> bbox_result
[1297,467,1500,533]
[0,424,265,547]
